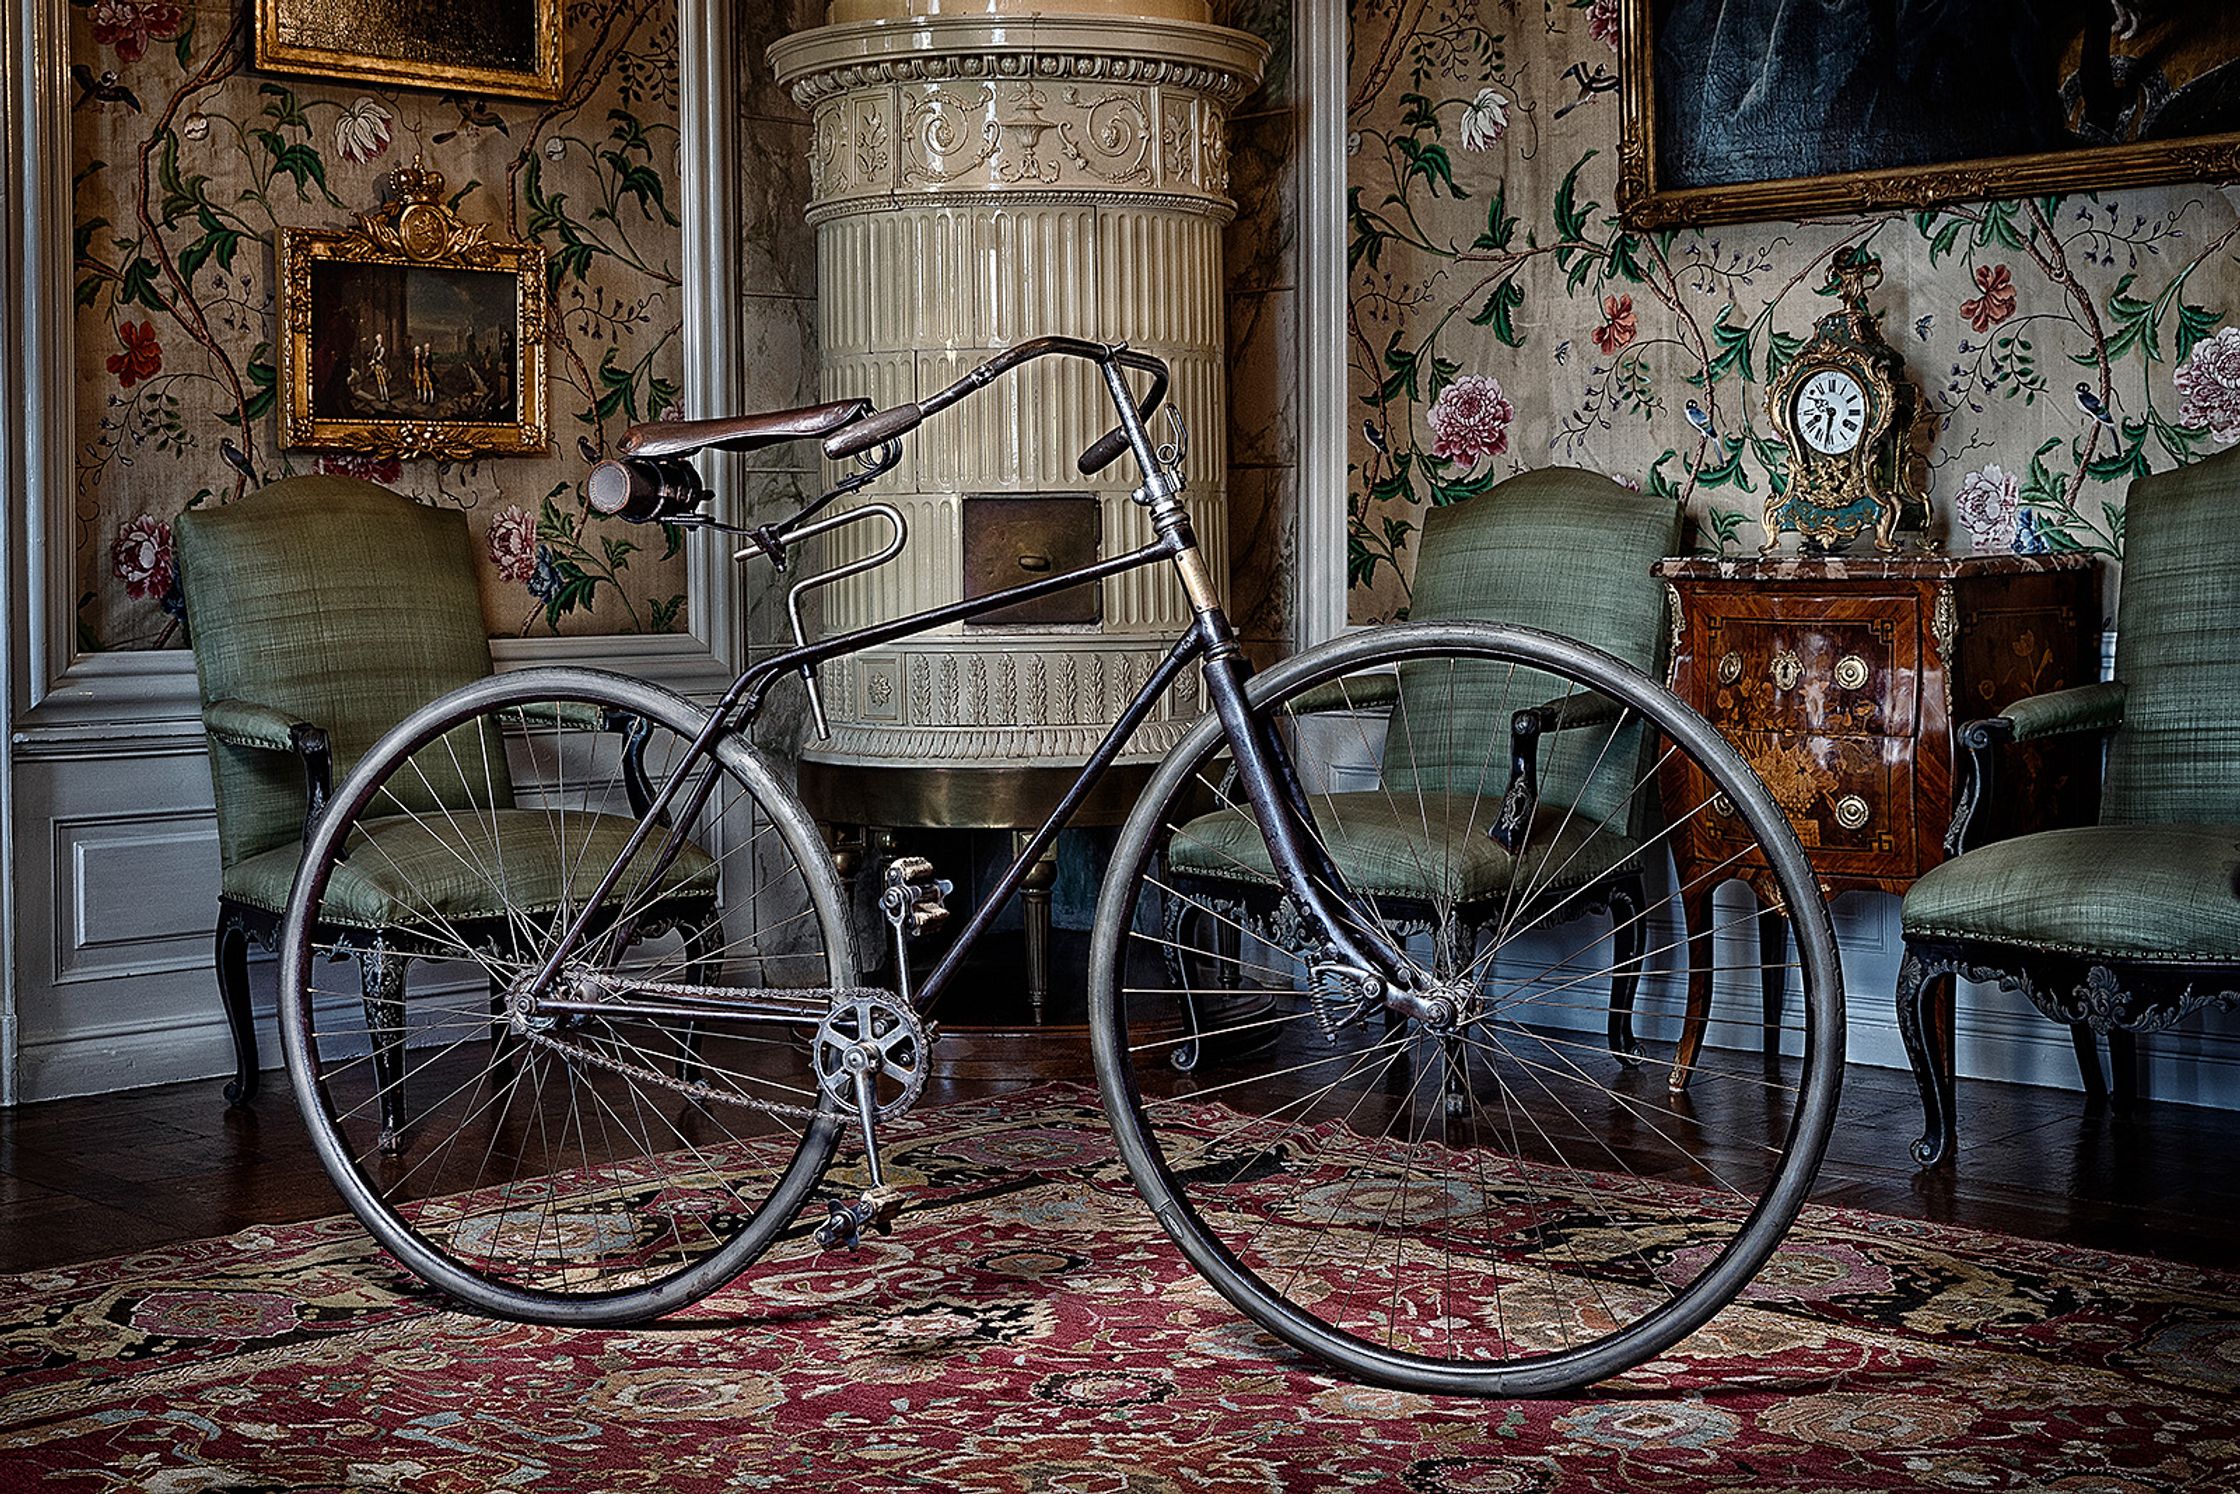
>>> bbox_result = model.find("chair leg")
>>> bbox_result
[362,948,410,1156]
[1895,950,1959,1167]
[1758,905,1790,1052]
[1605,874,1646,1065]
[216,918,258,1108]
[2108,1027,2140,1111]
[2069,1023,2108,1110]
[1670,883,1716,1093]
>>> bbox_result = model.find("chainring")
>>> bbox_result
[811,990,932,1122]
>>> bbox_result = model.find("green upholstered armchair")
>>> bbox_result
[1160,467,1685,1071]
[180,477,717,1132]
[1896,446,2240,1166]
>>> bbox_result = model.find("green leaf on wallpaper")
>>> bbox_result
[2176,301,2224,361]
[648,594,686,632]
[245,354,277,421]
[2082,418,2150,483]
[1552,151,1596,244]
[1764,327,1806,384]
[1604,233,1646,283]
[1347,187,1383,269]
[2103,501,2126,550]
[1398,137,1464,200]
[1704,308,1754,385]
[253,129,342,207]
[1693,436,1754,492]
[1702,507,1746,555]
[1427,355,1462,402]
[525,159,599,284]
[1378,332,1420,403]
[176,222,243,283]
[118,256,163,311]
[1646,450,1684,501]
[1473,182,1518,251]
[603,112,678,225]
[1750,433,1790,494]
[258,84,312,132]
[1974,200,2027,251]
[2088,273,2159,364]
[1469,277,1527,347]
[1924,218,1965,266]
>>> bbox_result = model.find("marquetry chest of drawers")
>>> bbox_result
[1654,551,2100,923]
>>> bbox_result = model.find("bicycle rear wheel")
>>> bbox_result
[279,668,852,1324]
[1089,622,1843,1395]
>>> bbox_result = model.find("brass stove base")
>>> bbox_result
[797,759,1158,1028]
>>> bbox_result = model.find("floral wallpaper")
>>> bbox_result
[1346,0,2240,623]
[71,0,690,650]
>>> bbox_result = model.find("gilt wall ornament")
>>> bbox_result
[276,161,549,461]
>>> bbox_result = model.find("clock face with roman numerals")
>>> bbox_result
[1794,368,1868,455]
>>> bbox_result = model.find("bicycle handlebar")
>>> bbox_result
[822,337,1169,472]
[584,339,1171,529]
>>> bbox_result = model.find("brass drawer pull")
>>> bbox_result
[1833,793,1871,830]
[1717,650,1742,685]
[1833,653,1869,690]
[1770,649,1803,690]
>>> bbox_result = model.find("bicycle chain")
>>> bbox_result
[518,1025,826,1120]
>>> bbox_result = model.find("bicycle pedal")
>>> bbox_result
[881,857,953,939]
[813,1185,906,1252]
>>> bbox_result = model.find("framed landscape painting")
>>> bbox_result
[1618,0,2240,227]
[256,0,563,101]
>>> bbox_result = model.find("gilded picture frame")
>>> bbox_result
[1617,0,2240,230]
[277,163,549,460]
[255,0,563,102]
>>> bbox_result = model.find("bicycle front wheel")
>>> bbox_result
[279,668,852,1325]
[1089,622,1843,1395]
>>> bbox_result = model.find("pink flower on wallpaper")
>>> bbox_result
[90,0,184,64]
[1960,263,2016,333]
[488,505,540,584]
[1592,294,1637,355]
[106,320,161,388]
[334,99,395,165]
[111,514,174,599]
[1426,374,1515,464]
[1951,464,2020,552]
[2176,325,2240,445]
[316,454,403,484]
[1589,0,1621,51]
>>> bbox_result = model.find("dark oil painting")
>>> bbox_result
[1652,0,2240,192]
[269,0,539,75]
[307,262,520,424]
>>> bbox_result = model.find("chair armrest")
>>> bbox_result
[1945,681,2123,857]
[204,698,310,752]
[1284,671,1399,718]
[1974,680,2126,746]
[1490,692,1625,851]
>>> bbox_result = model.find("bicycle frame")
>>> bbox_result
[527,342,1426,1028]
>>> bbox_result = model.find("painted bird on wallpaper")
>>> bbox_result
[2074,383,2119,429]
[1685,400,1717,441]
[70,66,140,113]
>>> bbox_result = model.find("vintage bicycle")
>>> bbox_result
[277,336,1842,1397]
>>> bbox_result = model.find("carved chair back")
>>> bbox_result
[178,476,506,875]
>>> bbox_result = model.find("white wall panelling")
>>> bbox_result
[0,0,747,1101]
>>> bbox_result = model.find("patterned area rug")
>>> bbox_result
[3,1082,2237,1492]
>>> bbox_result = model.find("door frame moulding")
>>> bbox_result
[1294,0,1349,649]
[0,0,747,1099]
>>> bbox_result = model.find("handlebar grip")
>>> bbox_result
[824,402,924,460]
[586,456,708,523]
[1077,427,1133,475]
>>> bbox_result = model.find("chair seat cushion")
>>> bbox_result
[225,809,719,930]
[1902,824,2240,960]
[1168,792,1641,909]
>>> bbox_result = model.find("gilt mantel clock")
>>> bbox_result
[1763,248,1929,554]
